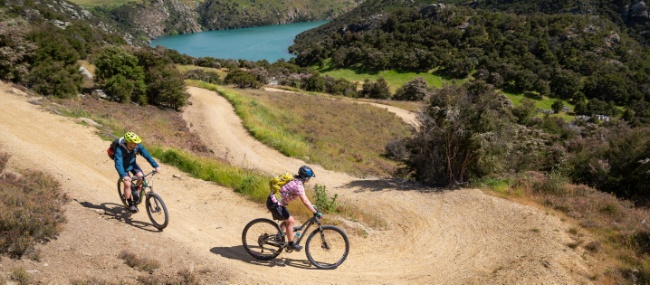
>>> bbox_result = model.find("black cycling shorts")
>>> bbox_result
[266,196,290,221]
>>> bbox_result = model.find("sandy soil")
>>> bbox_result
[0,81,596,284]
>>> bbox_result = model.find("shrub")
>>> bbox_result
[224,68,262,88]
[11,267,30,285]
[394,77,431,101]
[184,69,221,84]
[313,184,338,214]
[533,171,568,195]
[385,138,408,160]
[0,153,69,259]
[119,250,161,274]
[26,60,83,98]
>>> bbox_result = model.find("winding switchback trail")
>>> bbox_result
[0,82,595,284]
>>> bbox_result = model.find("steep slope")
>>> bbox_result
[0,81,596,283]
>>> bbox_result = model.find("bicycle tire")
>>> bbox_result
[116,178,144,207]
[242,218,284,260]
[116,178,128,207]
[145,192,169,230]
[305,225,350,269]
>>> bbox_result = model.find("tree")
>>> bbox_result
[551,100,564,114]
[146,65,188,111]
[402,83,515,187]
[95,47,146,103]
[360,77,391,99]
[394,77,430,101]
[550,69,581,100]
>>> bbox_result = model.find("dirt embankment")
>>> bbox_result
[0,82,596,284]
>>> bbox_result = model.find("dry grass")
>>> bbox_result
[118,250,161,274]
[177,65,229,78]
[236,88,413,177]
[11,267,30,285]
[480,171,650,283]
[0,152,69,259]
[55,96,211,155]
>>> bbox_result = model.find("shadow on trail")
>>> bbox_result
[210,246,315,269]
[76,199,161,232]
[344,178,441,193]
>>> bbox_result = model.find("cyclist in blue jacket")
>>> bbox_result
[114,132,161,213]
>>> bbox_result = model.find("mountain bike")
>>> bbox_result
[117,170,169,230]
[242,209,350,269]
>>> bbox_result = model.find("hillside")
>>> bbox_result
[0,81,599,283]
[290,0,650,125]
[82,0,363,39]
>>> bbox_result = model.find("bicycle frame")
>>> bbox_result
[130,171,157,205]
[283,215,321,248]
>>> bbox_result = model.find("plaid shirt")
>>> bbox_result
[279,179,304,206]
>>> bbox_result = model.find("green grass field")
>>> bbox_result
[316,65,576,120]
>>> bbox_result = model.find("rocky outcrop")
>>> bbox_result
[114,0,202,39]
[197,0,361,31]
[109,0,360,39]
[2,0,140,45]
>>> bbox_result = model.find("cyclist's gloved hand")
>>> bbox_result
[315,212,323,219]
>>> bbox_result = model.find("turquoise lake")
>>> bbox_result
[150,21,329,63]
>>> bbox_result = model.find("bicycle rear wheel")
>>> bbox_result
[242,218,284,260]
[305,225,350,269]
[145,192,169,230]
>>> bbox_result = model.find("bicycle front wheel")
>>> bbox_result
[145,192,169,230]
[116,178,128,207]
[242,218,284,260]
[305,225,350,269]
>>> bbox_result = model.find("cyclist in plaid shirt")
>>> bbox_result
[266,165,321,251]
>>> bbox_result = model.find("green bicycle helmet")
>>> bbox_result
[124,132,142,144]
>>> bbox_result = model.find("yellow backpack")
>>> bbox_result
[269,172,295,195]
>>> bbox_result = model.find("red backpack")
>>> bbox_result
[106,138,120,160]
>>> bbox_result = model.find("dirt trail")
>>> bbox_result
[0,82,595,284]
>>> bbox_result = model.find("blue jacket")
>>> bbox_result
[113,138,159,178]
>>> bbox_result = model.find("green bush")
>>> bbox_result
[146,64,188,111]
[224,68,262,88]
[95,47,146,102]
[313,184,338,213]
[26,60,83,98]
